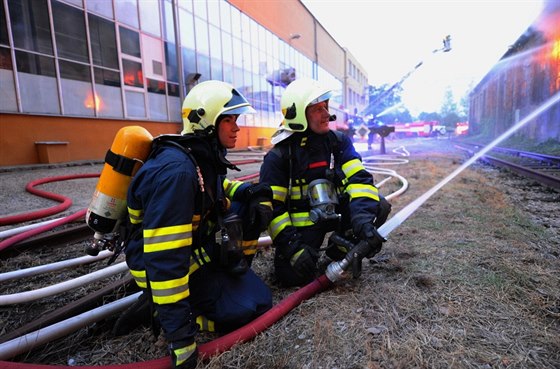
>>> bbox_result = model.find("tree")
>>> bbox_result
[418,111,442,121]
[440,86,460,128]
[458,81,474,119]
[363,84,412,123]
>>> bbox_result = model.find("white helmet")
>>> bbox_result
[271,78,332,144]
[181,80,255,135]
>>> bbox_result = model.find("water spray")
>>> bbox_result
[362,35,452,117]
[326,91,560,282]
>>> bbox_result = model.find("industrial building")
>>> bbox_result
[0,0,369,166]
[469,1,560,142]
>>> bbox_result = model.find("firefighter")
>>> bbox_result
[115,80,273,369]
[260,78,392,287]
[367,116,378,150]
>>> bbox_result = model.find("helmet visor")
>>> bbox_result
[223,89,256,115]
[224,105,256,115]
[308,91,333,106]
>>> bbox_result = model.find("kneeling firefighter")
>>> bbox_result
[259,78,392,287]
[113,81,274,369]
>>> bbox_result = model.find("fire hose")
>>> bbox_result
[0,174,99,226]
[0,149,412,367]
[1,91,557,368]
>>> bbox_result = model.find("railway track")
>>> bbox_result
[1,141,557,367]
[455,142,560,190]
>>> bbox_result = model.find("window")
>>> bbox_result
[116,0,139,29]
[95,67,123,118]
[139,0,161,37]
[147,79,167,120]
[59,60,90,82]
[0,47,13,70]
[147,78,165,94]
[89,14,118,69]
[120,27,141,58]
[125,90,146,117]
[0,3,9,46]
[168,83,179,97]
[197,53,210,82]
[194,17,209,56]
[179,8,195,48]
[220,2,231,34]
[9,0,53,55]
[182,46,196,86]
[122,59,143,88]
[0,47,17,112]
[223,64,233,84]
[94,68,120,87]
[178,0,193,12]
[86,0,113,19]
[231,7,241,37]
[207,1,220,26]
[193,1,207,20]
[209,25,221,63]
[53,1,88,63]
[222,33,233,65]
[164,42,178,83]
[161,0,175,43]
[59,60,94,116]
[15,50,55,77]
[62,0,82,7]
[210,56,222,80]
[15,50,59,114]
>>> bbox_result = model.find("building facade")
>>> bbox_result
[0,0,369,166]
[468,1,559,142]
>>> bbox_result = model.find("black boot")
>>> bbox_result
[113,292,153,336]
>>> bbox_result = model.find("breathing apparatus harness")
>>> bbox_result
[102,134,245,275]
[154,135,247,275]
[278,130,346,227]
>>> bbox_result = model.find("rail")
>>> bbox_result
[454,143,560,190]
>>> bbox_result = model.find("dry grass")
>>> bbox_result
[1,139,559,368]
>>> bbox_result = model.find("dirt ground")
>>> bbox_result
[1,138,558,368]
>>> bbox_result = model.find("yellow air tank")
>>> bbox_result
[85,126,153,255]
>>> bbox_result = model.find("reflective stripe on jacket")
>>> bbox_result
[259,130,380,249]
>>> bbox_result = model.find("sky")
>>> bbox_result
[301,0,545,116]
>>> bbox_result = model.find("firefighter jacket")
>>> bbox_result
[259,130,381,255]
[124,135,257,341]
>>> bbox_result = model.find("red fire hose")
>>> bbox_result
[0,209,87,252]
[0,275,333,369]
[0,171,257,252]
[2,169,322,368]
[0,174,99,226]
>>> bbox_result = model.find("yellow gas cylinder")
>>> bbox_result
[86,126,153,253]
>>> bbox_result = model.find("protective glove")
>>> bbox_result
[169,340,198,369]
[357,222,386,258]
[244,183,273,232]
[243,182,272,201]
[248,197,273,232]
[289,243,319,281]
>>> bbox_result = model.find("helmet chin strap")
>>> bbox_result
[195,125,215,137]
[208,133,240,173]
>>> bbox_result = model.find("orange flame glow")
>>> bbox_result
[84,92,103,111]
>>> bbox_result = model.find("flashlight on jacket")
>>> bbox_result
[217,213,248,275]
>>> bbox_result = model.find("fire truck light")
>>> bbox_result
[552,39,560,59]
